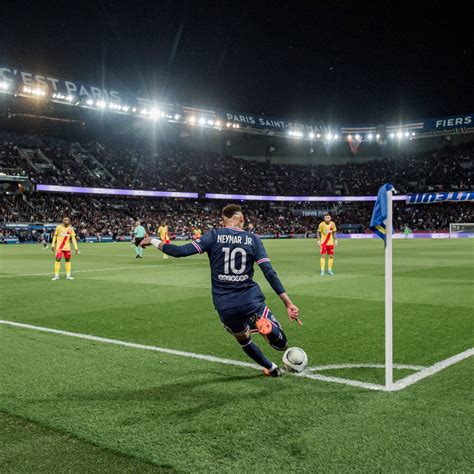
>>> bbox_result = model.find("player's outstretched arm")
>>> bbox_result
[140,236,200,258]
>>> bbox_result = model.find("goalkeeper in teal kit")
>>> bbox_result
[140,204,302,377]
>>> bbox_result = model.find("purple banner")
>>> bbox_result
[205,193,407,202]
[36,184,198,199]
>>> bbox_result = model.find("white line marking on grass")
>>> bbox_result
[0,263,201,279]
[391,348,474,391]
[308,363,426,371]
[0,320,472,392]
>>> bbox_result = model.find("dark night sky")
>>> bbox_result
[1,0,472,124]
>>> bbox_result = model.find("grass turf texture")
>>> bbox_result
[0,239,472,471]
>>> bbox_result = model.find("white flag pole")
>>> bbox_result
[385,188,394,388]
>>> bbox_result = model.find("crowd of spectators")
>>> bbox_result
[1,131,472,196]
[2,192,472,242]
[1,130,472,240]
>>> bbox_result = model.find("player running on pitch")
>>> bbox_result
[141,204,302,377]
[51,217,79,280]
[317,213,337,276]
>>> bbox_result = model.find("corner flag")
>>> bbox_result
[370,183,396,389]
[369,183,395,244]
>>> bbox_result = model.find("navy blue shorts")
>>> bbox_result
[218,301,282,336]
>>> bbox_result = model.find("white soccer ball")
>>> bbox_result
[282,347,308,373]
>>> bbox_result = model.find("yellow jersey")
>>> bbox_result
[52,224,78,251]
[318,221,337,246]
[193,228,202,239]
[158,225,169,241]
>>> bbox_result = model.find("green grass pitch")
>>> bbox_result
[0,239,473,472]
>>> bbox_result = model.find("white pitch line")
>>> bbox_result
[0,320,472,392]
[0,263,201,279]
[391,348,474,391]
[308,363,426,371]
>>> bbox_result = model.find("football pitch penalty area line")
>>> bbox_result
[0,320,472,392]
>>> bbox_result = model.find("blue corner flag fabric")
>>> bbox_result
[369,183,395,244]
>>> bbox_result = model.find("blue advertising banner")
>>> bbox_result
[406,191,474,204]
[221,110,329,133]
[422,114,473,132]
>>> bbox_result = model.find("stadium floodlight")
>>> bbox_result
[150,108,160,119]
[23,86,46,97]
[326,133,332,140]
[66,95,74,102]
[207,119,214,126]
[411,132,416,136]
[355,134,361,141]
[86,99,94,106]
[316,133,321,138]
[132,107,137,113]
[198,117,206,125]
[96,100,106,108]
[390,132,395,138]
[121,106,130,112]
[0,81,9,91]
[215,120,221,127]
[334,134,339,140]
[188,116,196,123]
[226,122,232,127]
[140,108,148,115]
[397,131,403,138]
[367,133,373,140]
[376,133,381,139]
[347,134,352,140]
[404,131,410,137]
[309,132,314,139]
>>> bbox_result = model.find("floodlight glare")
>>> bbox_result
[397,131,403,138]
[215,120,221,127]
[316,133,321,138]
[334,134,339,140]
[309,132,314,139]
[207,119,214,126]
[390,132,395,138]
[404,131,410,137]
[96,100,106,108]
[188,116,196,123]
[367,133,373,140]
[86,99,94,106]
[411,132,416,136]
[347,134,352,140]
[326,133,332,140]
[0,81,9,91]
[198,117,206,125]
[355,134,361,141]
[376,134,381,139]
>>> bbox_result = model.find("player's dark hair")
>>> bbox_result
[324,213,331,217]
[222,204,242,218]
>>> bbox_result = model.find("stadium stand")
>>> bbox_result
[1,131,473,240]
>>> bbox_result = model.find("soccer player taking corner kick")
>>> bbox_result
[140,204,302,377]
[51,217,79,280]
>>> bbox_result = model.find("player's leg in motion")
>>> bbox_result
[52,252,62,280]
[252,305,288,352]
[219,308,281,376]
[64,251,74,280]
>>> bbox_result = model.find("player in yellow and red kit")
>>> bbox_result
[317,213,337,276]
[51,216,79,280]
[157,223,170,259]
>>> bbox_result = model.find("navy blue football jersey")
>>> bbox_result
[191,226,271,310]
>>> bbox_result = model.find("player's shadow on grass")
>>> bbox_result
[45,373,280,419]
